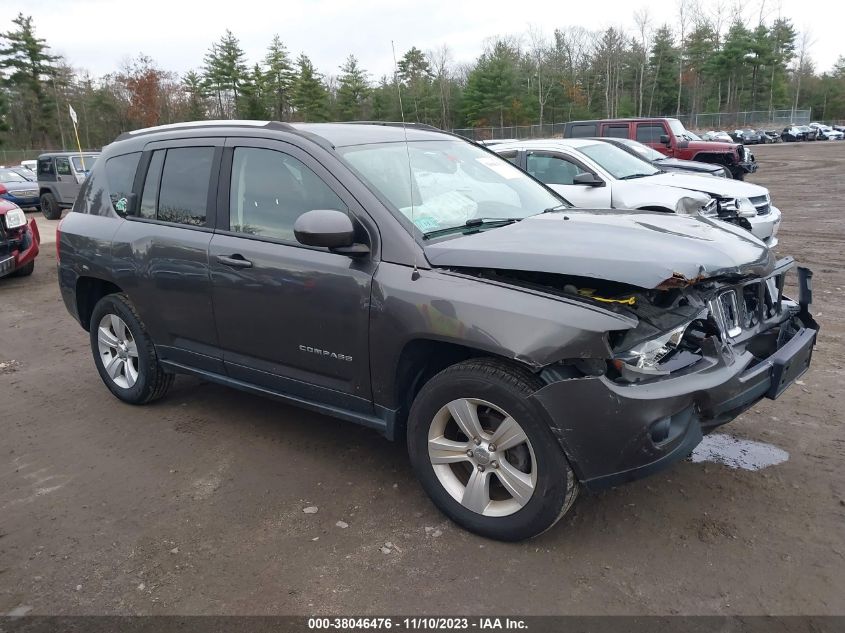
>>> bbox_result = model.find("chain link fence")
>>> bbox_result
[452,109,813,141]
[0,148,55,167]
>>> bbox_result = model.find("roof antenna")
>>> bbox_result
[392,40,420,281]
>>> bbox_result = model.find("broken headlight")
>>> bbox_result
[720,197,757,218]
[616,321,690,375]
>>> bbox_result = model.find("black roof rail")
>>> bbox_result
[114,120,293,142]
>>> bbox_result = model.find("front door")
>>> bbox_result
[209,139,376,413]
[525,151,612,208]
[635,122,674,157]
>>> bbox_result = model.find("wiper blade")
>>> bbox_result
[541,204,569,213]
[618,173,653,180]
[423,217,522,240]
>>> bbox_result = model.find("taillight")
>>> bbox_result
[0,184,7,195]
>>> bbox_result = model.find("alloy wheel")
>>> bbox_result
[97,314,140,389]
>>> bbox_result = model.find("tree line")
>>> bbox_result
[1,5,844,151]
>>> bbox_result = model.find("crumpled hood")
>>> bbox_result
[645,171,768,198]
[425,210,774,289]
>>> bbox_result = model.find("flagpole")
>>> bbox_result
[68,104,86,172]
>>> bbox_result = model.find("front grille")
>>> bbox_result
[750,194,770,215]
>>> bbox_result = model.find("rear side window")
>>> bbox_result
[636,124,665,143]
[138,147,214,226]
[497,150,519,165]
[105,152,141,216]
[569,124,597,138]
[604,125,629,138]
[38,159,54,176]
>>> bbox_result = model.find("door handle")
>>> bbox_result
[216,254,253,268]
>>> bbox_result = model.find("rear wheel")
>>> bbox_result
[407,359,578,541]
[40,192,61,220]
[89,293,173,405]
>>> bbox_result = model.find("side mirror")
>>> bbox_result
[659,134,671,146]
[294,209,369,256]
[573,172,604,187]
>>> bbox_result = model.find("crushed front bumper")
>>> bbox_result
[530,259,818,491]
[0,218,40,278]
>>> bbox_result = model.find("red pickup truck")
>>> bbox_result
[563,117,758,180]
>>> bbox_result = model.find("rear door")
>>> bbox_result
[208,137,377,413]
[110,138,224,373]
[524,150,612,208]
[54,157,78,204]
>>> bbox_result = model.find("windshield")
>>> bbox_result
[0,169,28,183]
[71,155,98,172]
[667,119,701,141]
[337,140,566,235]
[577,142,661,179]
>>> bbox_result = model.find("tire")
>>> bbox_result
[40,192,61,220]
[11,260,34,277]
[89,293,173,405]
[407,358,578,541]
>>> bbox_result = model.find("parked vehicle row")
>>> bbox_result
[54,120,817,542]
[563,118,757,180]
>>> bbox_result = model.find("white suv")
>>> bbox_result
[493,138,781,247]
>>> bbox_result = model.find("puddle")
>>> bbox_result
[690,433,789,471]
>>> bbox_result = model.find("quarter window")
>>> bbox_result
[105,152,141,216]
[228,147,346,242]
[569,124,597,138]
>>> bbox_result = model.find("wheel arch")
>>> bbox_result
[75,276,124,331]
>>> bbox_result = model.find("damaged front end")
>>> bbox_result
[0,206,40,279]
[519,258,817,490]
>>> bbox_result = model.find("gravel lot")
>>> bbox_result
[1,142,843,616]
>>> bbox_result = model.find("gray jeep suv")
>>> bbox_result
[57,121,818,540]
[37,151,100,219]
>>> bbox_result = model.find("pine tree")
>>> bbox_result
[264,35,295,121]
[239,63,270,120]
[183,70,207,121]
[0,13,58,147]
[336,55,370,121]
[463,40,520,127]
[647,26,679,115]
[202,30,247,119]
[398,47,434,122]
[292,54,329,122]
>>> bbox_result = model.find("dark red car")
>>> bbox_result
[0,199,39,279]
[563,117,758,180]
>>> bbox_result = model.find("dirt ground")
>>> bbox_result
[1,142,843,616]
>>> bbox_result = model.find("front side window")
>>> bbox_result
[105,152,141,216]
[229,147,346,242]
[138,147,213,226]
[526,153,583,185]
[55,158,72,176]
[338,140,565,236]
[635,124,665,144]
[577,142,661,180]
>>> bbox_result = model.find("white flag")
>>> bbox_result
[69,104,78,126]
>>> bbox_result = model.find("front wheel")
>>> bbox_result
[89,293,173,405]
[407,359,578,541]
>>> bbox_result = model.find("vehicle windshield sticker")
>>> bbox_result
[412,215,440,232]
[476,155,521,179]
[114,197,128,213]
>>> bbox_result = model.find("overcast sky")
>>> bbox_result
[2,0,840,80]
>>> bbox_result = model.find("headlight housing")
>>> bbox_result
[616,322,690,374]
[3,208,26,230]
[720,197,757,218]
